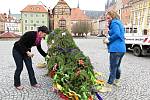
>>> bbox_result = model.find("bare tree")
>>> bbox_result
[72,21,93,37]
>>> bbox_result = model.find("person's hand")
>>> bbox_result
[26,51,34,57]
[103,37,109,44]
[45,55,50,61]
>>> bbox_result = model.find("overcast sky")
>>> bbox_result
[0,0,107,14]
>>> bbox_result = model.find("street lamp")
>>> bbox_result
[37,1,51,32]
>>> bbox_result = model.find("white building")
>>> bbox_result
[5,21,20,33]
[99,16,107,35]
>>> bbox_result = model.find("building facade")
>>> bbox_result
[51,0,93,34]
[130,0,150,34]
[5,21,20,33]
[121,0,131,26]
[0,21,5,34]
[0,13,20,34]
[52,0,71,32]
[70,8,93,35]
[0,13,6,34]
[99,16,107,35]
[115,0,123,19]
[21,5,49,34]
[105,0,150,34]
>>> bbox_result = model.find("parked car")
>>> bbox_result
[97,33,105,37]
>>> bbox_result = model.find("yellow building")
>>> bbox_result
[148,0,150,33]
[130,0,150,35]
[0,13,6,33]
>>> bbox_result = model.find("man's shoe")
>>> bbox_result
[113,79,120,87]
[15,85,24,90]
[32,84,41,88]
[99,83,112,93]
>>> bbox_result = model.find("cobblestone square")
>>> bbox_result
[0,37,150,100]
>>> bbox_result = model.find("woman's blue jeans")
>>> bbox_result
[107,52,125,84]
[12,47,37,87]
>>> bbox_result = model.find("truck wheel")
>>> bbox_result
[133,46,142,57]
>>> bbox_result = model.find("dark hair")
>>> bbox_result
[38,26,49,34]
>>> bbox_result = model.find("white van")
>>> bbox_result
[125,27,150,56]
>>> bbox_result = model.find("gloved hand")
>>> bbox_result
[103,37,109,44]
[45,55,50,61]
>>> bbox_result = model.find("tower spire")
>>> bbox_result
[9,9,11,15]
[77,0,79,8]
[106,0,110,9]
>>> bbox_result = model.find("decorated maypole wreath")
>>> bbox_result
[46,28,104,100]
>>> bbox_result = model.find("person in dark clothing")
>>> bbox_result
[12,26,49,90]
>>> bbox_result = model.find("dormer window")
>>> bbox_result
[30,7,34,10]
[36,7,40,11]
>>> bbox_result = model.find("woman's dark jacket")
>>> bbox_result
[13,31,47,58]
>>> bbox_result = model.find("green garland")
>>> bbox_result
[46,28,102,99]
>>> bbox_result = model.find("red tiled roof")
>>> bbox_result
[58,0,68,5]
[0,13,7,22]
[122,0,130,4]
[53,0,70,12]
[21,5,48,13]
[0,32,21,38]
[0,13,14,22]
[71,8,90,21]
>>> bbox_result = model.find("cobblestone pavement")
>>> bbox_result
[75,37,150,100]
[0,40,61,100]
[1,37,150,100]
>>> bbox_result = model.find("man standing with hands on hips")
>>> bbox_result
[12,26,50,90]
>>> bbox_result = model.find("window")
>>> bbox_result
[59,20,66,29]
[63,8,71,15]
[36,14,39,17]
[59,8,63,15]
[36,7,40,11]
[147,16,150,25]
[144,2,147,7]
[42,21,45,23]
[133,28,137,33]
[54,9,58,14]
[31,20,33,23]
[143,29,148,35]
[25,20,27,23]
[119,10,120,14]
[125,27,137,33]
[24,14,27,17]
[31,27,33,30]
[42,14,45,17]
[36,20,39,23]
[31,14,33,17]
[31,7,34,10]
[25,26,27,30]
[126,28,129,33]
